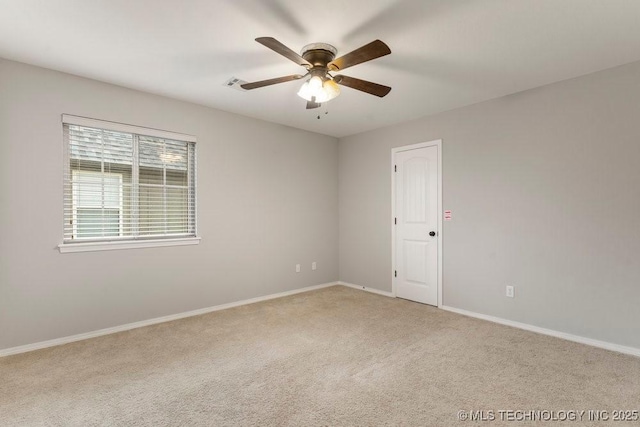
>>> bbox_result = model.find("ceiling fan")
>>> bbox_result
[241,37,392,109]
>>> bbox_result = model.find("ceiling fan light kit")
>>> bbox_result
[296,43,341,103]
[297,77,341,104]
[241,37,392,110]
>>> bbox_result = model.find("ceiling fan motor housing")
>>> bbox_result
[300,43,337,71]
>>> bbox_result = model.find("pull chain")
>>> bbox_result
[317,106,329,120]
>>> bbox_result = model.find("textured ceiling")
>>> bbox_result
[2,0,640,137]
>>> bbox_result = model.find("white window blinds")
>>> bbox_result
[63,117,196,243]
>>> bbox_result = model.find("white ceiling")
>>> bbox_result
[2,0,640,138]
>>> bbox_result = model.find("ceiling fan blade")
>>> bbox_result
[241,74,304,90]
[256,37,312,68]
[328,40,391,71]
[333,75,391,97]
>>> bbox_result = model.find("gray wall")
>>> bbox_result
[3,56,640,352]
[339,60,640,349]
[0,59,339,351]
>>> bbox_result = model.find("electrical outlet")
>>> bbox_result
[312,262,317,271]
[506,285,515,298]
[295,264,301,273]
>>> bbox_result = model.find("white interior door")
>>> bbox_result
[394,145,439,306]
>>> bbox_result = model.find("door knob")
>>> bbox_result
[429,231,436,237]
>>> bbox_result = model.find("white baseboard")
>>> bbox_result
[339,281,395,298]
[441,305,640,358]
[0,282,339,358]
[4,282,638,359]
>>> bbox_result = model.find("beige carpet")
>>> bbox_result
[1,286,639,426]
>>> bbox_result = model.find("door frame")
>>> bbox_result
[391,139,443,307]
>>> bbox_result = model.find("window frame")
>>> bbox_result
[59,115,200,253]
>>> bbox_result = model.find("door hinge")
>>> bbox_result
[394,217,397,225]
[394,270,397,277]
[394,165,397,172]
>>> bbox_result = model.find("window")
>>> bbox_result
[60,115,198,252]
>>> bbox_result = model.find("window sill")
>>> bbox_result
[58,237,201,253]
